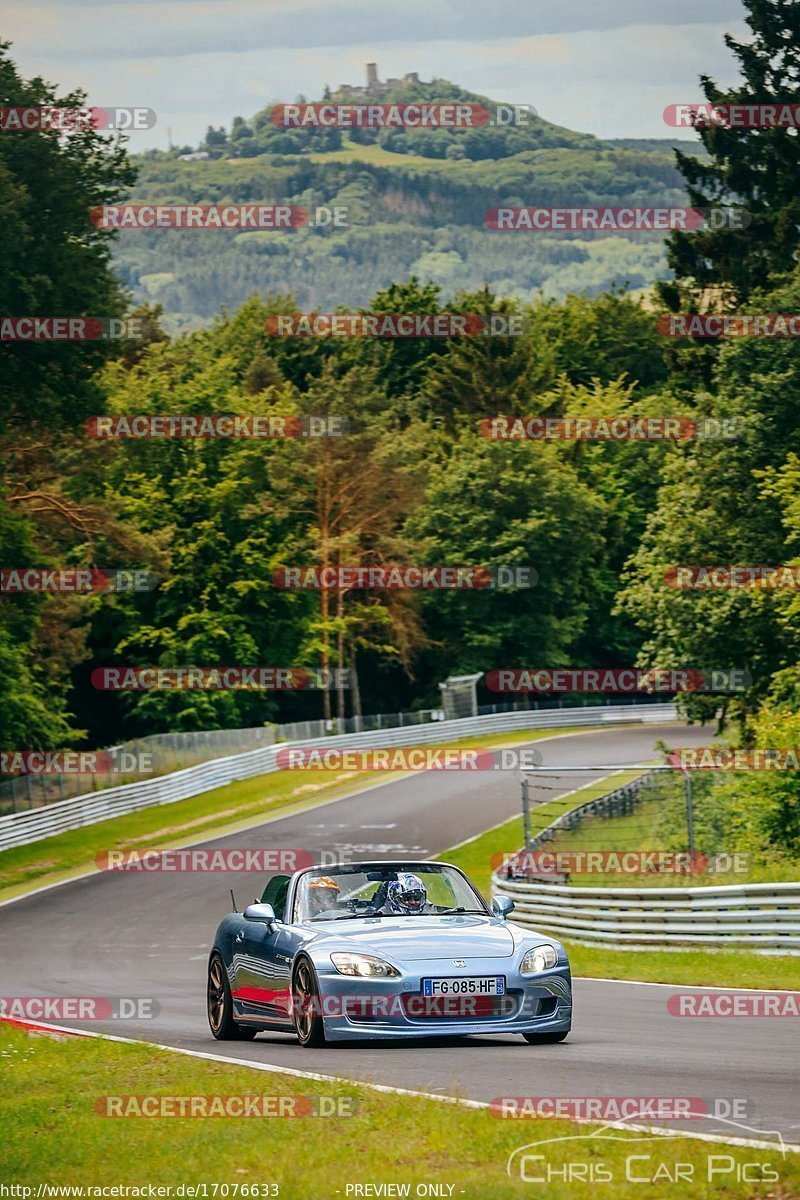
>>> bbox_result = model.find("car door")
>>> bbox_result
[233,916,295,1022]
[236,876,314,1024]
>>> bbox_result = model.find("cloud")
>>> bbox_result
[7,0,746,59]
[3,2,749,146]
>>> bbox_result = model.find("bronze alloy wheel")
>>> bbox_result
[207,955,226,1034]
[207,951,257,1040]
[292,958,326,1047]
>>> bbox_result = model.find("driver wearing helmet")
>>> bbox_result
[305,875,340,918]
[382,872,430,915]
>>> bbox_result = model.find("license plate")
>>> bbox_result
[422,975,505,997]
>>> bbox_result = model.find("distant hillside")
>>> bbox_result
[117,78,689,330]
[606,137,708,156]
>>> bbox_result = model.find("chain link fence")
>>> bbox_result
[505,767,739,888]
[0,695,670,816]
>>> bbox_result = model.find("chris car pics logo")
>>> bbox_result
[506,1116,785,1185]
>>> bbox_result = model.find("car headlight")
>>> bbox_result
[330,953,400,978]
[520,944,558,975]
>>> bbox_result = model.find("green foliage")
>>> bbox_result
[405,433,607,677]
[654,704,800,869]
[0,504,76,746]
[0,44,137,747]
[2,34,800,879]
[663,0,800,302]
[0,42,135,430]
[618,267,800,724]
[108,131,688,329]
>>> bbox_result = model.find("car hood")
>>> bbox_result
[305,914,516,960]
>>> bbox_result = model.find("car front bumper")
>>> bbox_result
[313,956,572,1043]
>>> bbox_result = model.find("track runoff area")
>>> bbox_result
[2,719,798,1177]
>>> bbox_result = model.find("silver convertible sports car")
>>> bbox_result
[207,860,572,1046]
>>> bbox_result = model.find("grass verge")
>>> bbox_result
[546,794,800,888]
[0,725,592,903]
[304,135,468,169]
[441,771,647,896]
[1,1022,795,1198]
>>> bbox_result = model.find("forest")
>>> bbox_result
[115,78,696,328]
[2,1,800,868]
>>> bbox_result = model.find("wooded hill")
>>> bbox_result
[118,78,699,329]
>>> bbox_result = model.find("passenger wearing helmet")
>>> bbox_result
[305,875,341,918]
[382,872,430,915]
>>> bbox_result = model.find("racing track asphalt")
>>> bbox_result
[1,723,798,1148]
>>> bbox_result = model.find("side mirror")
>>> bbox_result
[243,902,276,928]
[492,896,515,919]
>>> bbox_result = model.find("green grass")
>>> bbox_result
[546,794,800,888]
[1,1023,795,1197]
[565,942,800,989]
[440,775,800,990]
[0,725,593,902]
[442,771,647,897]
[209,135,469,170]
[301,135,471,169]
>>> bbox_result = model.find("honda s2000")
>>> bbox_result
[207,860,572,1046]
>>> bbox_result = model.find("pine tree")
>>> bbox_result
[661,0,800,306]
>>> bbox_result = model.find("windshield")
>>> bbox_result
[293,864,489,923]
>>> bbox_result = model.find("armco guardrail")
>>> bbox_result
[0,702,677,852]
[491,875,800,952]
[0,697,670,815]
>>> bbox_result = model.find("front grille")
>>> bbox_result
[529,996,558,1017]
[401,993,517,1021]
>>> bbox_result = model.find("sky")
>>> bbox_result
[6,0,749,150]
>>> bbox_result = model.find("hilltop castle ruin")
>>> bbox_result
[332,64,422,101]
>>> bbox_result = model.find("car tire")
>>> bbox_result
[207,951,258,1041]
[292,958,326,1048]
[523,1030,570,1044]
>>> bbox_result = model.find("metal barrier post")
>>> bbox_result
[684,769,695,857]
[522,777,531,850]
